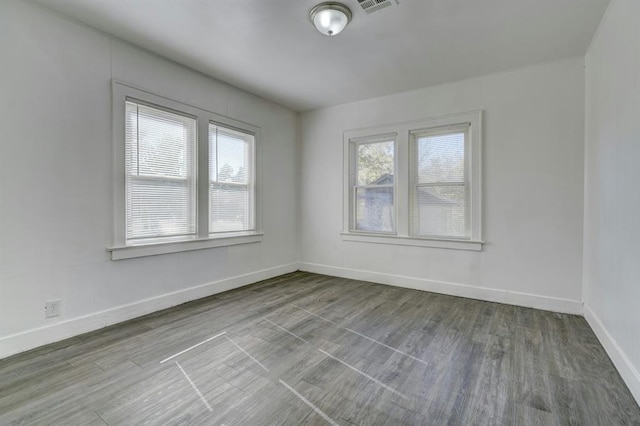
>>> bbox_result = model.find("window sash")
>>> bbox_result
[353,185,395,234]
[411,182,468,240]
[124,100,197,244]
[349,137,397,234]
[409,126,470,239]
[209,123,255,234]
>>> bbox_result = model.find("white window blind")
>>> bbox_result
[209,124,254,234]
[352,138,395,233]
[125,101,197,244]
[410,126,469,239]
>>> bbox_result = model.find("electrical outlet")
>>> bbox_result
[45,300,61,318]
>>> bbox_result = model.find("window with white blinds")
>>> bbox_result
[410,126,469,239]
[343,111,482,250]
[125,101,197,244]
[111,82,261,256]
[209,124,254,234]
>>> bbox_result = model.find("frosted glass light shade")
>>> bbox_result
[310,3,352,36]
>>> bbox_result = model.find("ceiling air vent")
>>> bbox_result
[357,0,394,14]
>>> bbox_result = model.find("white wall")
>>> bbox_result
[584,0,640,403]
[300,57,585,313]
[0,0,298,358]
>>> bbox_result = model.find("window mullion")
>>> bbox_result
[396,130,409,237]
[348,142,356,232]
[197,116,209,238]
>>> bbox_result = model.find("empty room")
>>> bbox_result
[1,0,639,424]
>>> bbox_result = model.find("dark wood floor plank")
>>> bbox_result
[460,333,513,425]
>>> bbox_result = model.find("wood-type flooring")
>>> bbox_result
[1,272,639,425]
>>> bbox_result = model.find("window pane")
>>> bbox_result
[127,179,194,239]
[209,184,250,233]
[413,185,466,238]
[417,132,465,183]
[210,126,250,184]
[355,187,394,232]
[357,141,394,185]
[209,124,254,233]
[135,104,194,178]
[125,101,196,243]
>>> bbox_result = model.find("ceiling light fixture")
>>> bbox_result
[309,2,352,36]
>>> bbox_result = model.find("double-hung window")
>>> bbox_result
[110,82,261,260]
[344,111,482,251]
[410,125,469,239]
[125,101,197,244]
[209,124,255,234]
[351,136,396,233]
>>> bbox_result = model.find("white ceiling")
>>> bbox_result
[37,0,610,111]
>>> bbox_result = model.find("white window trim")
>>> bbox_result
[342,110,483,251]
[109,81,262,260]
[108,233,264,260]
[340,232,482,251]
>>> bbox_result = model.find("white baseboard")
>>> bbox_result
[0,261,586,359]
[298,262,583,315]
[584,305,640,405]
[0,262,298,359]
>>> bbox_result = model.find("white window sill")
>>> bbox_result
[108,233,264,260]
[341,232,483,251]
